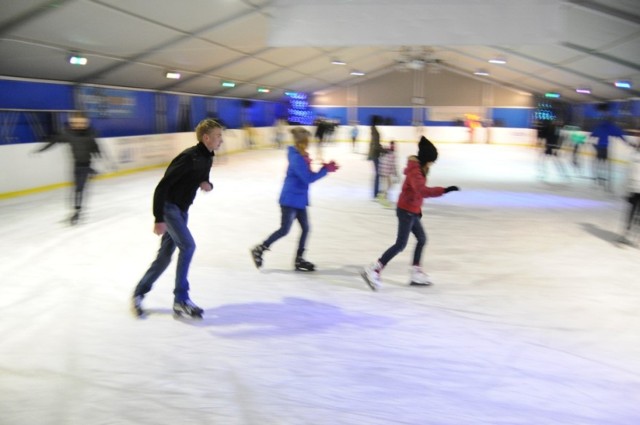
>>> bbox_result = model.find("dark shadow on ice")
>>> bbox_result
[191,297,394,337]
[579,222,619,244]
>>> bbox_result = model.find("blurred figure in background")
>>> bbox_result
[34,111,101,225]
[538,119,570,181]
[367,115,384,198]
[377,140,399,207]
[618,142,640,246]
[589,104,632,190]
[350,122,359,152]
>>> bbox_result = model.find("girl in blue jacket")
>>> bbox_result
[252,127,338,271]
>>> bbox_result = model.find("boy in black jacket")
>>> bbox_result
[132,118,223,318]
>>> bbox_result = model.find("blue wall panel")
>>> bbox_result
[490,108,533,128]
[0,80,73,110]
[312,106,348,124]
[91,91,156,137]
[358,107,413,126]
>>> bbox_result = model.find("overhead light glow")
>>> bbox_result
[473,69,489,76]
[257,87,270,93]
[350,70,365,76]
[575,87,591,94]
[69,55,87,66]
[331,59,346,65]
[488,58,506,64]
[545,92,561,98]
[165,72,181,79]
[614,80,632,89]
[221,81,236,88]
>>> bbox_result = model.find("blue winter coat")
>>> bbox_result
[279,146,328,209]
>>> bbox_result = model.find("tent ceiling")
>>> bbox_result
[0,0,638,103]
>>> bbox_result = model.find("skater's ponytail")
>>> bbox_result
[291,127,310,156]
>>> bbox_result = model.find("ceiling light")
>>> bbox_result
[473,69,489,76]
[221,81,236,88]
[350,70,365,76]
[575,87,591,94]
[68,54,87,66]
[614,80,632,89]
[165,71,181,79]
[545,92,561,98]
[257,87,270,93]
[488,57,507,64]
[331,59,346,65]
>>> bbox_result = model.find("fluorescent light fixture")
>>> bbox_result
[575,87,591,94]
[473,69,489,76]
[69,54,87,66]
[257,87,270,93]
[221,81,236,88]
[165,71,181,79]
[350,70,365,76]
[488,57,507,64]
[331,59,346,65]
[614,80,632,89]
[545,92,561,98]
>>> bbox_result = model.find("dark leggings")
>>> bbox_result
[263,206,309,258]
[379,208,427,266]
[73,165,92,209]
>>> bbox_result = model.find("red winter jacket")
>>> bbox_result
[396,156,445,214]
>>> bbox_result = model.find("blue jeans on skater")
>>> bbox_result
[134,202,195,302]
[263,206,309,257]
[379,208,426,266]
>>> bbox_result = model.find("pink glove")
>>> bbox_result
[324,160,339,172]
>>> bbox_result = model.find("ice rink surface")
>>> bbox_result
[1,140,639,425]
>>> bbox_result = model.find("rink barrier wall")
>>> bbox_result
[1,126,637,199]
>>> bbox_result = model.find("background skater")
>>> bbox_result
[34,111,102,225]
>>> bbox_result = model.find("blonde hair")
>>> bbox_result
[291,127,310,155]
[195,118,223,142]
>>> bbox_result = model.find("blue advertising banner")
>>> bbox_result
[76,86,136,118]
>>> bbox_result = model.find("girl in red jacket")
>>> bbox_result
[361,136,459,290]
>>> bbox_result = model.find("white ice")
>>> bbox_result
[1,141,639,425]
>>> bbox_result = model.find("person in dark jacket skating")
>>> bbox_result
[132,118,223,318]
[251,127,339,272]
[361,136,459,290]
[34,111,101,224]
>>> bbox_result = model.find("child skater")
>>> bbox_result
[619,143,640,246]
[251,127,339,271]
[361,136,459,290]
[377,140,399,207]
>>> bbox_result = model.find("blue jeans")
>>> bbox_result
[263,206,309,258]
[134,203,195,302]
[379,208,426,266]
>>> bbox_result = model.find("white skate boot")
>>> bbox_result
[410,265,433,286]
[361,261,382,291]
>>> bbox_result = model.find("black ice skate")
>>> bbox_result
[131,295,145,318]
[295,257,315,272]
[173,299,204,319]
[70,211,80,225]
[251,244,268,269]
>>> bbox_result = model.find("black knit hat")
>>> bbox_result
[418,136,438,165]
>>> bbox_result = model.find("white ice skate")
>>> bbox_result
[410,265,433,286]
[361,261,382,291]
